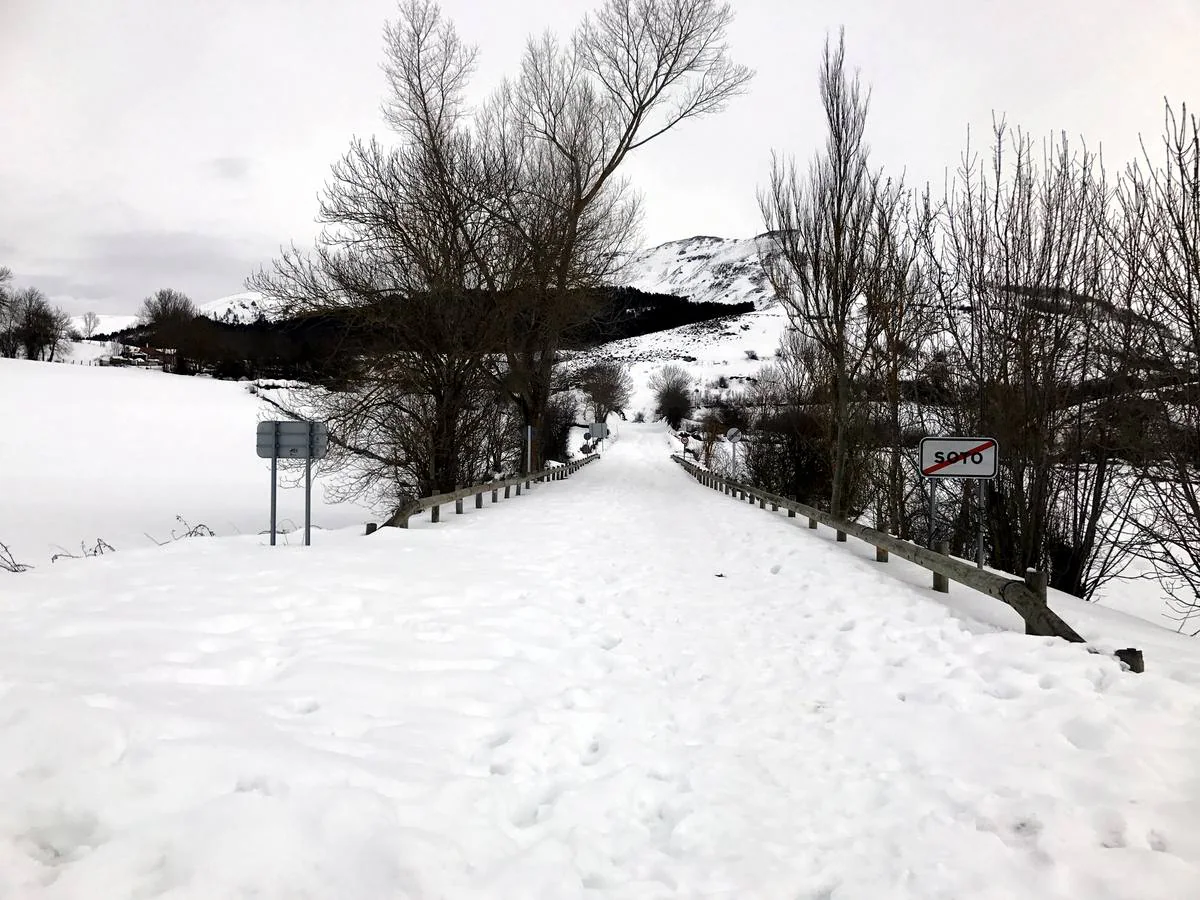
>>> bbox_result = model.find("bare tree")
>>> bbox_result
[477,0,753,470]
[251,0,751,520]
[81,311,101,339]
[578,359,632,422]
[759,31,884,517]
[1124,101,1200,628]
[864,181,939,538]
[1,287,72,361]
[0,267,11,316]
[139,288,198,328]
[649,363,694,428]
[922,119,1157,599]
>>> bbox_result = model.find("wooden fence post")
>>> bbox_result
[504,485,511,499]
[431,505,440,523]
[476,492,483,508]
[455,498,464,514]
[492,488,499,503]
[808,516,818,529]
[1021,569,1049,633]
[836,530,847,542]
[876,546,888,563]
[933,541,950,592]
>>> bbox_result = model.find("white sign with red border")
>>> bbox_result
[919,436,998,479]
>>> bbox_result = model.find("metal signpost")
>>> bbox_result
[256,420,329,547]
[919,436,998,569]
[589,422,608,455]
[726,427,742,473]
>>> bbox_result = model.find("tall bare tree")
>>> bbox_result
[477,0,752,469]
[760,31,884,517]
[864,181,938,537]
[1125,101,1200,628]
[251,0,751,517]
[81,311,101,339]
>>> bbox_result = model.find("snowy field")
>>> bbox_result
[1,416,1198,897]
[0,358,373,567]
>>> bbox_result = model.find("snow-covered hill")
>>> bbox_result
[617,234,777,309]
[69,313,140,336]
[200,290,277,324]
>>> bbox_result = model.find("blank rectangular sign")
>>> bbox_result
[256,421,329,459]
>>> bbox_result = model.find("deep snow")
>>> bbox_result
[0,358,372,566]
[1,425,1197,899]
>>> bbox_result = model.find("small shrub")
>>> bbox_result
[540,393,579,463]
[649,364,694,429]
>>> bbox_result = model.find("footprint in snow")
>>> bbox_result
[580,737,606,766]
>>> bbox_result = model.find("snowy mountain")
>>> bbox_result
[192,235,775,325]
[199,290,277,324]
[617,234,778,309]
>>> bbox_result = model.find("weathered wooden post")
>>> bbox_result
[516,483,522,496]
[365,522,378,535]
[504,485,511,499]
[759,497,766,509]
[476,491,483,508]
[876,546,888,563]
[1021,569,1049,634]
[808,516,818,529]
[836,529,847,542]
[431,505,440,523]
[771,501,778,511]
[455,497,464,514]
[1115,648,1145,673]
[933,541,950,592]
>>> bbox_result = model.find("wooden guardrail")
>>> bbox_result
[372,454,600,530]
[672,455,1144,672]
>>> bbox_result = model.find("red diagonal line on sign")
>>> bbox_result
[923,439,995,476]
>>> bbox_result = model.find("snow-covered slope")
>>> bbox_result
[199,290,277,324]
[69,313,140,336]
[617,234,778,308]
[0,358,372,566]
[1,425,1196,897]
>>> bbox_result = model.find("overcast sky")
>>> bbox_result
[2,0,1197,314]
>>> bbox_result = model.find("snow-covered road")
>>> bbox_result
[2,425,1198,898]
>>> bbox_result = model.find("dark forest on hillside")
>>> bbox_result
[97,287,753,383]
